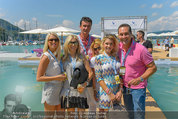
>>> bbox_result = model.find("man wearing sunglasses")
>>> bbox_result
[77,17,97,117]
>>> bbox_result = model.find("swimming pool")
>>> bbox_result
[0,61,177,110]
[0,60,43,111]
[148,64,178,112]
[0,45,43,53]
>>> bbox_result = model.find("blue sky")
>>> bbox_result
[0,0,177,34]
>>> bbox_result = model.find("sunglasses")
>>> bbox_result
[48,39,59,42]
[69,41,78,45]
[94,47,101,51]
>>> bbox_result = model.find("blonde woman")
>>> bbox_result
[36,33,66,119]
[90,39,102,101]
[94,35,123,117]
[60,35,93,118]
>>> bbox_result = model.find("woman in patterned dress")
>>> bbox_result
[94,35,123,115]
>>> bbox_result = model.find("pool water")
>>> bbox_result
[0,60,43,111]
[148,65,178,112]
[0,45,43,53]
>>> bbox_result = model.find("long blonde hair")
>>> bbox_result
[43,32,61,61]
[90,38,101,57]
[62,35,82,62]
[100,35,118,57]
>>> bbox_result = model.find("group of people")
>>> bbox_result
[36,17,157,119]
[163,36,174,51]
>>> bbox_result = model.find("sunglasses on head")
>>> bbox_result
[48,38,59,42]
[94,47,101,51]
[69,41,78,45]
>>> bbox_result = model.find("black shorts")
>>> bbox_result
[165,44,169,47]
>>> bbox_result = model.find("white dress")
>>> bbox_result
[41,52,63,105]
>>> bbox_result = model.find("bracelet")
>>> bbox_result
[105,88,111,94]
[86,81,89,86]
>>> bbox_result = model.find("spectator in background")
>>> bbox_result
[170,36,174,48]
[137,30,153,54]
[164,37,169,51]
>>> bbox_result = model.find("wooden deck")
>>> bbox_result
[145,89,166,119]
[153,48,178,61]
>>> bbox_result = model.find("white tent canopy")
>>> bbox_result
[19,28,46,34]
[158,32,177,36]
[57,32,74,36]
[173,30,178,34]
[147,33,159,37]
[147,31,178,37]
[43,26,80,33]
[91,34,101,38]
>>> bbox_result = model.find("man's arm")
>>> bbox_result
[147,40,153,54]
[128,61,157,86]
[148,48,153,54]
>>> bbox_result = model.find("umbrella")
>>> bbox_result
[91,34,101,38]
[56,32,74,36]
[19,28,46,44]
[43,26,79,33]
[19,28,45,34]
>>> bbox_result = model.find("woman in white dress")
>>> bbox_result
[90,38,102,102]
[36,33,66,119]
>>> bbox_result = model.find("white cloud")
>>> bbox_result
[152,3,163,8]
[170,1,178,8]
[148,11,178,32]
[15,19,30,30]
[152,12,158,17]
[140,4,146,8]
[62,20,74,27]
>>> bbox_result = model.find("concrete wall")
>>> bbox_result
[170,48,178,57]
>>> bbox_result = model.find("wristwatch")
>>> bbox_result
[140,77,144,82]
[120,88,124,93]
